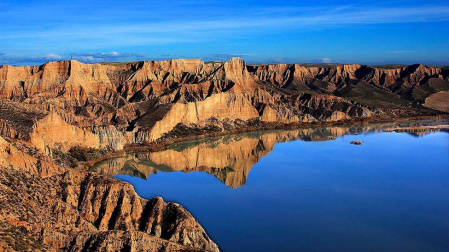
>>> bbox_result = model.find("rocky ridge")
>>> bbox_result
[0,135,219,251]
[0,57,448,251]
[0,58,447,153]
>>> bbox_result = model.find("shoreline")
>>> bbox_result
[383,125,449,133]
[83,114,449,170]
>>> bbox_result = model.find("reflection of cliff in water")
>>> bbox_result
[91,120,448,188]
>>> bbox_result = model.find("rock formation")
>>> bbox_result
[0,58,447,152]
[0,57,448,251]
[0,135,219,251]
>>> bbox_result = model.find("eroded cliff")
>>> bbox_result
[0,58,448,251]
[1,58,447,153]
[0,135,219,251]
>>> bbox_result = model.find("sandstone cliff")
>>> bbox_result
[0,58,447,153]
[0,57,448,251]
[0,136,219,252]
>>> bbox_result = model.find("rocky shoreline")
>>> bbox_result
[383,124,449,133]
[84,114,448,170]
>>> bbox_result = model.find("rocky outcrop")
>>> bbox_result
[1,58,446,153]
[0,136,219,251]
[142,92,260,141]
[0,61,115,101]
[29,112,126,152]
[0,54,447,251]
[248,63,448,92]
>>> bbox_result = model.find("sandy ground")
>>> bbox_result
[424,91,449,113]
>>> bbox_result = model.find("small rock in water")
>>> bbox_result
[350,140,363,145]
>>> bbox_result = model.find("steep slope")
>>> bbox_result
[0,136,219,251]
[1,58,447,152]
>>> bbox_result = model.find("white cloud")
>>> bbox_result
[321,58,332,63]
[74,56,99,62]
[0,53,65,65]
[203,53,259,61]
[70,52,149,63]
[44,53,63,60]
[266,57,290,64]
[0,52,149,65]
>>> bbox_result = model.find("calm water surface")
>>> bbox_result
[93,122,449,252]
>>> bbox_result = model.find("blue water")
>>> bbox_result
[113,130,449,252]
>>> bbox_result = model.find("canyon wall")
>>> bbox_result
[1,58,447,153]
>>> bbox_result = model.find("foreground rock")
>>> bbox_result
[0,136,219,252]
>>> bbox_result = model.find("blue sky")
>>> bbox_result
[1,0,448,65]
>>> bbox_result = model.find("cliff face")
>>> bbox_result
[0,58,447,152]
[0,135,219,251]
[248,63,447,91]
[0,58,447,251]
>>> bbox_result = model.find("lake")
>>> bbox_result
[92,121,449,252]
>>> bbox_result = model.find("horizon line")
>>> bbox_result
[1,58,448,68]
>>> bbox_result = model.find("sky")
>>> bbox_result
[0,0,448,66]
